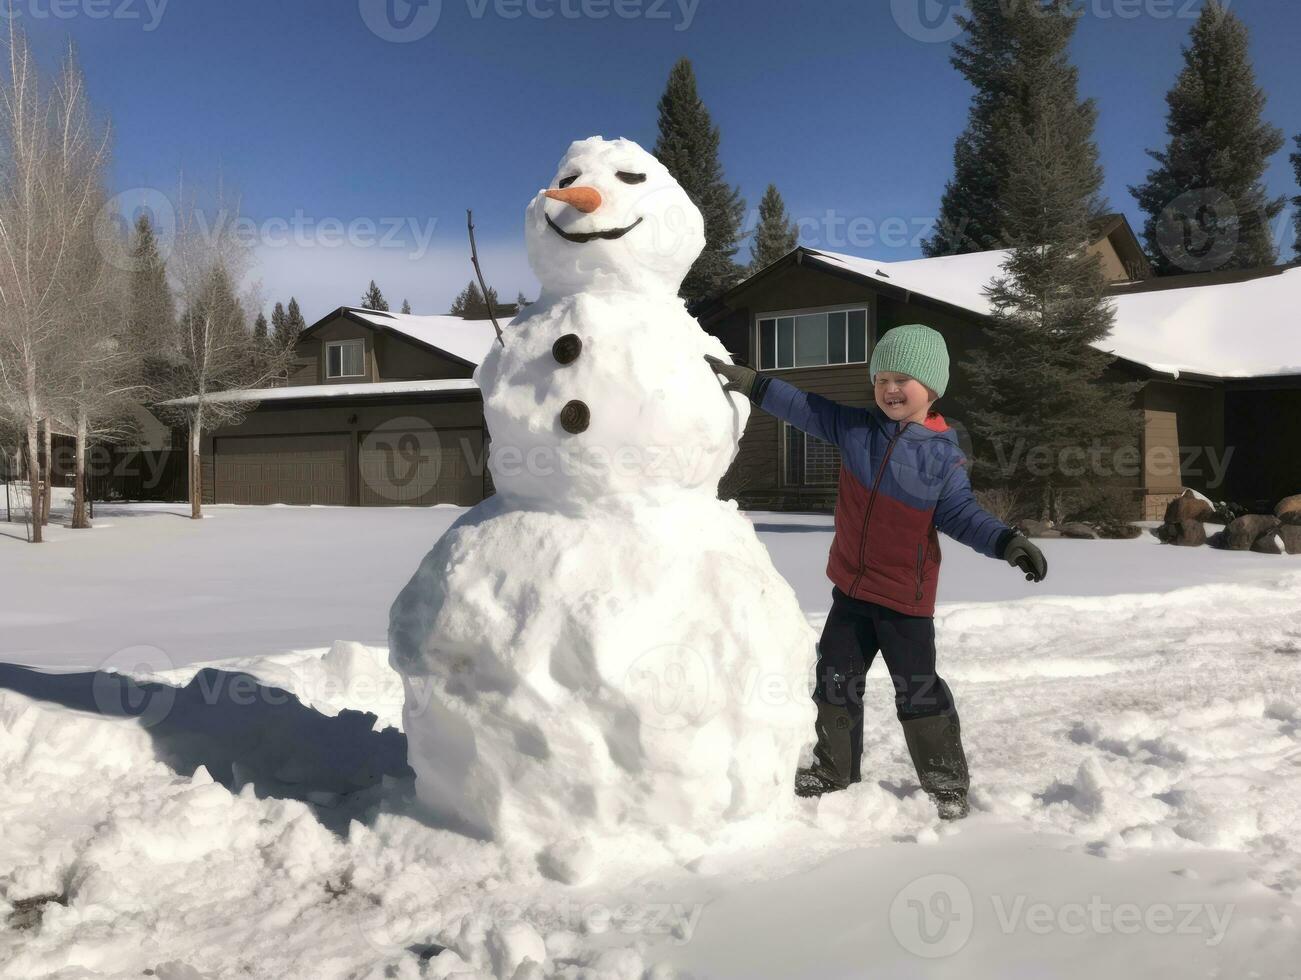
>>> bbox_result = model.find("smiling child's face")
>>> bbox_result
[874,371,935,424]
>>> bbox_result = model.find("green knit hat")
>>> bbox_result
[869,324,950,398]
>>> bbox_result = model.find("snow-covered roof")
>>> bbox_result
[160,378,479,406]
[1104,273,1301,378]
[804,248,1301,380]
[345,309,506,366]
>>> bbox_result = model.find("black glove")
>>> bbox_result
[1001,532,1047,583]
[704,355,759,400]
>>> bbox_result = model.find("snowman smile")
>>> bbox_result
[546,213,644,244]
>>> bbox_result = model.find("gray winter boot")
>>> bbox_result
[794,700,860,798]
[901,713,970,820]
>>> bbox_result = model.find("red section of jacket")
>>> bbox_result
[825,411,949,617]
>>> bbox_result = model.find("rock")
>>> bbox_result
[1252,532,1283,555]
[1276,494,1301,524]
[1207,501,1245,525]
[1057,522,1099,540]
[1019,519,1057,538]
[1225,514,1281,551]
[1164,489,1213,524]
[1157,519,1206,547]
[1280,525,1301,555]
[1095,520,1143,540]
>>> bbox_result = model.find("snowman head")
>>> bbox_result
[525,136,705,297]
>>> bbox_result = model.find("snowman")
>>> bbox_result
[389,137,815,879]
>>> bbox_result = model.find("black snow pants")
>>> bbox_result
[809,586,969,794]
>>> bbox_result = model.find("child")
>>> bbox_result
[706,323,1046,820]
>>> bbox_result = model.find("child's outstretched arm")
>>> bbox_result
[704,356,872,449]
[933,457,1048,582]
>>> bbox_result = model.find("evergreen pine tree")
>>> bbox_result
[922,0,1022,256]
[449,280,500,318]
[127,214,176,367]
[960,2,1141,521]
[401,298,412,314]
[1131,1,1285,275]
[516,291,531,309]
[182,266,247,353]
[283,298,306,347]
[1291,134,1301,262]
[748,184,799,273]
[361,280,389,311]
[253,312,268,340]
[271,301,288,343]
[450,280,482,316]
[653,58,745,305]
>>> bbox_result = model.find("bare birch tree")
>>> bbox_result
[44,45,135,529]
[156,183,292,519]
[0,24,84,543]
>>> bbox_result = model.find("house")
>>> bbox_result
[190,216,1297,520]
[194,307,504,507]
[699,217,1300,520]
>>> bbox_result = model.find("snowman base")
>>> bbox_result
[389,491,816,867]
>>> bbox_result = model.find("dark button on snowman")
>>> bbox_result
[551,333,582,365]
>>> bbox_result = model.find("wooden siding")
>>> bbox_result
[371,329,475,381]
[288,312,476,387]
[1141,380,1226,497]
[1087,236,1129,283]
[306,320,377,384]
[1142,409,1182,493]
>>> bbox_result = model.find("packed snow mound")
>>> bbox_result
[476,289,747,503]
[389,492,816,867]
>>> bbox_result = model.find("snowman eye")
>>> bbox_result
[558,173,579,188]
[616,171,647,185]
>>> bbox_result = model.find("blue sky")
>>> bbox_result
[18,0,1300,322]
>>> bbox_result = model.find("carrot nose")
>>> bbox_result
[544,186,602,213]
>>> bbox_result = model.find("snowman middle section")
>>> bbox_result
[475,289,746,505]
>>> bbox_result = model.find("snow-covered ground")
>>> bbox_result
[2,501,1299,978]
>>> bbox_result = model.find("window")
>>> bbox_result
[784,423,841,486]
[326,340,365,379]
[758,308,868,370]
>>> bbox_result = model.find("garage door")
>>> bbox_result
[214,434,349,505]
[359,427,483,506]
